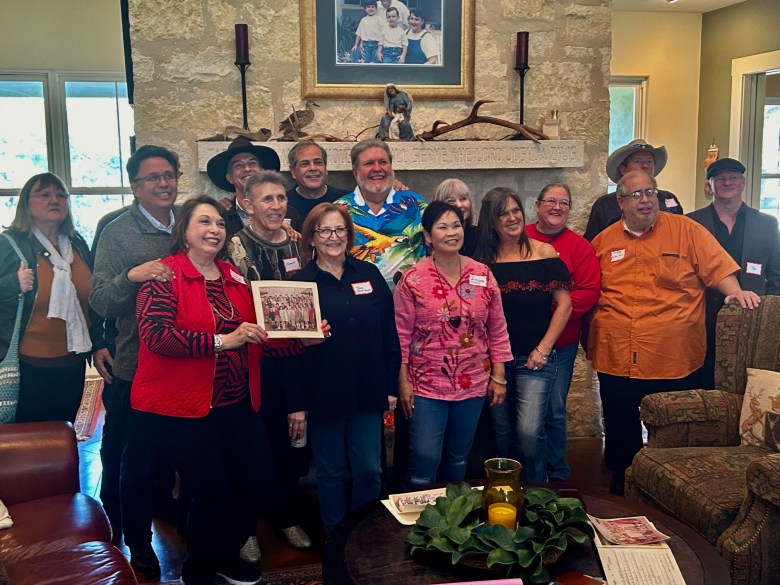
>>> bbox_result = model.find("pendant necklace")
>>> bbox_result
[209,279,236,322]
[432,253,463,328]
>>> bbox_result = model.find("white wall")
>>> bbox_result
[0,0,124,71]
[612,12,702,211]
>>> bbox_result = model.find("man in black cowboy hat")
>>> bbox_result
[584,139,684,241]
[688,157,780,388]
[207,136,282,237]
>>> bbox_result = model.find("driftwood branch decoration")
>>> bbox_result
[417,100,548,143]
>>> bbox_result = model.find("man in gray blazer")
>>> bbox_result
[688,157,780,388]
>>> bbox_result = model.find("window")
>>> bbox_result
[609,77,648,156]
[760,97,780,223]
[0,71,133,246]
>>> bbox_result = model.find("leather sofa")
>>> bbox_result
[0,421,138,585]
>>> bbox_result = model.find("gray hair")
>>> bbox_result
[350,139,393,169]
[288,140,327,169]
[245,170,287,197]
[616,171,657,197]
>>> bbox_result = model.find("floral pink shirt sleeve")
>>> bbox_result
[394,257,512,401]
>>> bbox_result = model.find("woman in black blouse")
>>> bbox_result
[474,188,572,482]
[292,202,401,535]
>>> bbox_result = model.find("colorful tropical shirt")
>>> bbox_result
[336,187,428,288]
[394,257,513,401]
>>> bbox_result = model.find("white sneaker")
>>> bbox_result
[280,525,312,549]
[239,536,262,563]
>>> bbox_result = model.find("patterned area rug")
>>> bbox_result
[73,377,103,441]
[262,564,323,584]
[159,564,323,585]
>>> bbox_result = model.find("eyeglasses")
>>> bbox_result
[133,172,181,184]
[619,188,658,200]
[314,227,348,238]
[498,206,523,220]
[539,197,571,208]
[31,192,68,200]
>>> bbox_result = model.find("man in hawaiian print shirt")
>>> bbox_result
[335,139,427,288]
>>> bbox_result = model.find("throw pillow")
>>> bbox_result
[739,367,780,448]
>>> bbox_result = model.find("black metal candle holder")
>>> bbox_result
[515,64,529,125]
[235,62,251,131]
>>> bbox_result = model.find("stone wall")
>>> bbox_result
[128,0,609,437]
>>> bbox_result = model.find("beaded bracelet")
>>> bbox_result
[489,375,508,385]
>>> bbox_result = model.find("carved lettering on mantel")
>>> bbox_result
[197,141,584,172]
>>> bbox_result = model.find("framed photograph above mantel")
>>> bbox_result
[300,0,474,100]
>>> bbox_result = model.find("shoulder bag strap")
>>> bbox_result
[2,233,28,353]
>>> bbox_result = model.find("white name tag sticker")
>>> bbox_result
[229,270,247,284]
[283,257,301,272]
[351,281,374,295]
[611,249,626,262]
[469,274,487,287]
[665,198,678,208]
[746,261,763,276]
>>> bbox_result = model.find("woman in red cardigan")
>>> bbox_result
[131,195,326,585]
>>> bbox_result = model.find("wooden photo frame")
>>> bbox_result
[300,0,475,100]
[250,281,324,339]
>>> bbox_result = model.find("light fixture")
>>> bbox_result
[667,0,679,4]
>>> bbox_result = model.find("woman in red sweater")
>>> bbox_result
[132,195,324,585]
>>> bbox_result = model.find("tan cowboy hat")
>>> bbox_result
[206,136,281,192]
[606,139,668,183]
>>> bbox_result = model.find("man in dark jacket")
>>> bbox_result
[584,138,683,241]
[688,157,780,388]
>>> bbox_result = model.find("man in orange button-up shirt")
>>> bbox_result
[587,170,760,495]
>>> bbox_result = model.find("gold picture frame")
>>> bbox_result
[299,0,475,100]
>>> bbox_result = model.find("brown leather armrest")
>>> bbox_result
[0,421,79,506]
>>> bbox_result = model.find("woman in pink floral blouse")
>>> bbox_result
[394,201,513,487]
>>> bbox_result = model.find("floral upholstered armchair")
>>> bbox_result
[626,296,780,585]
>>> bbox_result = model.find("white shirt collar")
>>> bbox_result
[353,186,397,216]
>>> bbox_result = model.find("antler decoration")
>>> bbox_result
[417,100,547,143]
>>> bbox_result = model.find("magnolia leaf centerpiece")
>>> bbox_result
[406,482,593,584]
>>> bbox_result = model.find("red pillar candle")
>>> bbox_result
[516,32,529,68]
[235,24,250,64]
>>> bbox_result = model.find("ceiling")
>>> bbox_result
[613,0,747,13]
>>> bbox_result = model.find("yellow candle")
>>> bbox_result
[487,503,517,529]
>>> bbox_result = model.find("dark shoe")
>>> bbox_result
[129,543,161,577]
[609,470,626,496]
[215,559,263,585]
[280,525,312,550]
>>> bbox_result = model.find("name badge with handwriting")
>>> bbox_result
[746,262,763,276]
[665,198,678,208]
[230,270,247,284]
[351,281,374,295]
[283,257,301,272]
[611,249,626,262]
[469,274,487,287]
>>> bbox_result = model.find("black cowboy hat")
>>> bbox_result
[206,136,281,192]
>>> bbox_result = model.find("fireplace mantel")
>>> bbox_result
[197,140,584,172]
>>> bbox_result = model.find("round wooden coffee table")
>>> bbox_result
[324,490,730,584]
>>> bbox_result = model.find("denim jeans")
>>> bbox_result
[545,344,578,480]
[407,395,485,487]
[308,410,383,535]
[491,352,558,481]
[352,40,379,63]
[382,46,403,63]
